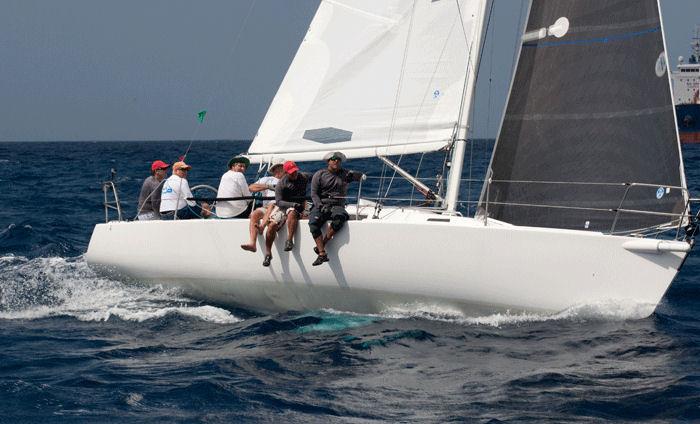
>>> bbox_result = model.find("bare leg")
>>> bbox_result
[265,222,279,256]
[241,208,264,252]
[314,234,325,256]
[312,230,330,266]
[286,210,299,242]
[323,227,336,248]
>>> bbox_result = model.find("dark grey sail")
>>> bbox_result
[479,0,687,233]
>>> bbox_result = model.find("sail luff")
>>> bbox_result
[657,0,690,205]
[477,0,533,218]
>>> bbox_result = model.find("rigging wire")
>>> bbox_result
[180,0,260,164]
[376,0,418,213]
[381,10,462,200]
[468,0,496,216]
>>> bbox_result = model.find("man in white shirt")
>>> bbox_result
[160,161,202,220]
[216,156,254,219]
[240,159,285,255]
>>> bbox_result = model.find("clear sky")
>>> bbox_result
[1,0,698,142]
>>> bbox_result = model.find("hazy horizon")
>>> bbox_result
[2,0,699,142]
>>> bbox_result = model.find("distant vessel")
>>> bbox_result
[672,28,700,143]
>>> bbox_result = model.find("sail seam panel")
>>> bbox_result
[505,105,672,121]
[524,26,659,48]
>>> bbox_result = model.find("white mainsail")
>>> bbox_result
[248,0,487,163]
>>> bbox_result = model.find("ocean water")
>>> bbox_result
[1,140,700,422]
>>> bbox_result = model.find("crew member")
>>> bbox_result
[240,159,285,256]
[160,161,207,219]
[308,152,364,266]
[216,156,253,219]
[260,161,310,267]
[137,160,169,220]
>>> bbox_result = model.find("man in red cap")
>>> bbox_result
[256,160,310,267]
[136,160,169,220]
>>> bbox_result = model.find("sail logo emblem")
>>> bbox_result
[655,52,666,77]
[163,186,173,194]
[656,187,665,199]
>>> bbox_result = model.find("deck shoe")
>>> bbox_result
[263,254,272,267]
[312,254,328,266]
[284,240,294,251]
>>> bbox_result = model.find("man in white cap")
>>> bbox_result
[240,159,286,256]
[308,151,364,266]
[160,161,205,219]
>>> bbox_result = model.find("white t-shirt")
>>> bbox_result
[255,175,279,206]
[160,174,195,212]
[216,170,251,218]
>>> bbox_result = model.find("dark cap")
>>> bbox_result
[228,156,251,168]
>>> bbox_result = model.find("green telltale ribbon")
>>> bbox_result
[197,110,207,123]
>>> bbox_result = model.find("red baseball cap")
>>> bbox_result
[283,161,299,175]
[151,160,170,171]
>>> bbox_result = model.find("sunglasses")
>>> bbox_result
[329,157,341,161]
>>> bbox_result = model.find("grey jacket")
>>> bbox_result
[310,168,363,208]
[137,175,163,216]
[275,172,310,210]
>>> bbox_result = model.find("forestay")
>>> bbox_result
[481,0,688,234]
[248,0,487,163]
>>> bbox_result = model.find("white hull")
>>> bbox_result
[85,210,690,317]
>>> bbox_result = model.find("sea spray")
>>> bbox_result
[0,255,239,324]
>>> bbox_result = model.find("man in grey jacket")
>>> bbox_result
[308,152,364,266]
[136,160,169,220]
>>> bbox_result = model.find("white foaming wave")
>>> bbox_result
[0,256,240,324]
[372,300,655,327]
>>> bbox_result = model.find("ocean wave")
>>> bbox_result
[0,256,239,324]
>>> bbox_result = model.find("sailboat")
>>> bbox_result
[86,0,696,317]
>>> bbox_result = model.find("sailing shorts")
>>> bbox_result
[269,206,286,226]
[308,205,349,238]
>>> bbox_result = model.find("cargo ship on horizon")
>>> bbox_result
[672,28,700,143]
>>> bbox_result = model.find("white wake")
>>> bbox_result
[0,255,239,324]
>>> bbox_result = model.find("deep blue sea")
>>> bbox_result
[1,140,700,422]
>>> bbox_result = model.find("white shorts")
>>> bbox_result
[137,211,158,221]
[269,206,298,225]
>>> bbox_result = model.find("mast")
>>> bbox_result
[444,0,491,214]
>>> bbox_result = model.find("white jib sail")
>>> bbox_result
[248,0,488,163]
